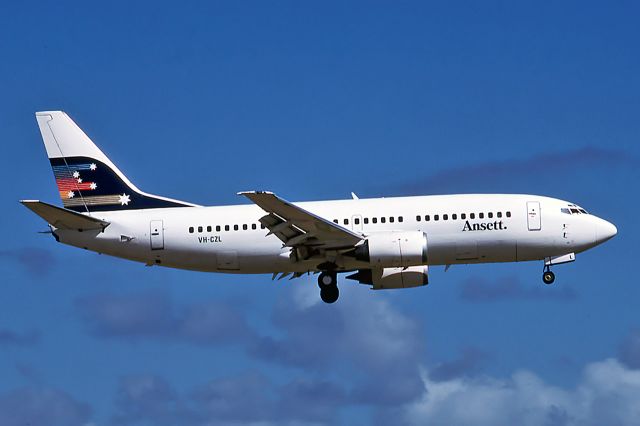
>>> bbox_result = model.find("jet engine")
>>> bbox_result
[346,266,429,289]
[352,231,428,268]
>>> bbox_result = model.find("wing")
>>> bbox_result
[238,191,363,250]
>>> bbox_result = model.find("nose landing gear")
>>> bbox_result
[318,271,339,303]
[542,268,555,285]
[541,253,575,285]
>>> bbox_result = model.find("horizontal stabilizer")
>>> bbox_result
[20,200,110,231]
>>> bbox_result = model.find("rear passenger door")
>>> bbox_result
[150,220,164,250]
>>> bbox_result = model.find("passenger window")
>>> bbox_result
[261,224,265,229]
[189,227,194,233]
[426,215,430,221]
[506,211,511,218]
[461,213,466,220]
[479,213,484,219]
[207,226,212,232]
[373,217,378,224]
[488,212,493,218]
[243,224,248,230]
[434,215,439,221]
[198,226,203,233]
[333,219,338,224]
[470,213,475,219]
[364,218,369,224]
[252,224,257,230]
[398,216,403,223]
[497,212,502,218]
[344,219,349,225]
[233,225,238,231]
[443,214,448,220]
[416,215,421,222]
[389,217,395,223]
[452,214,457,220]
[216,225,221,232]
[225,225,230,231]
[381,217,386,224]
[355,218,360,225]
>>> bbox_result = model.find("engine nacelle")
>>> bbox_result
[353,231,428,268]
[347,266,429,289]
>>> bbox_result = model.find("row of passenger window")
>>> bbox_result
[189,223,266,233]
[331,211,512,226]
[416,211,511,222]
[333,216,404,225]
[189,210,513,233]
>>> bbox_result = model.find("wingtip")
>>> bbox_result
[237,191,274,196]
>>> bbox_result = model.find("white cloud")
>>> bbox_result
[402,359,640,426]
[340,288,423,369]
[291,279,321,310]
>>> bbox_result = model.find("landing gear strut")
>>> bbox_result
[542,266,555,285]
[318,271,339,303]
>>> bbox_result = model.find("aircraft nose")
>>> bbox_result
[594,217,617,244]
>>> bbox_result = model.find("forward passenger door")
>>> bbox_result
[526,201,541,231]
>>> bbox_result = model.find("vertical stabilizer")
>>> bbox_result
[35,111,196,212]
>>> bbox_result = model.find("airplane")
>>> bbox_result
[22,111,618,303]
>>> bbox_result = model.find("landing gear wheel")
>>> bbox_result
[543,270,555,285]
[320,285,339,304]
[318,271,336,288]
[318,271,339,303]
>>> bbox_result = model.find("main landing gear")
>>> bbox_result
[318,271,339,304]
[542,266,555,285]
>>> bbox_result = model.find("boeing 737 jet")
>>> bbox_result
[22,111,617,303]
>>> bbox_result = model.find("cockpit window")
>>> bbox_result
[563,204,589,215]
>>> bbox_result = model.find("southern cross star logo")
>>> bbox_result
[118,194,131,206]
[90,163,97,171]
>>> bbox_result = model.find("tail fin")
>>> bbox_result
[35,111,196,212]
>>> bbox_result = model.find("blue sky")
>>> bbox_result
[1,1,639,425]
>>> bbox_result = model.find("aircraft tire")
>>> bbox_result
[318,271,337,288]
[320,285,339,304]
[543,270,555,285]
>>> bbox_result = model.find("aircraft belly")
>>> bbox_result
[478,239,516,263]
[429,234,517,265]
[516,236,564,261]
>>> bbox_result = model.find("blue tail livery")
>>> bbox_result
[36,111,196,212]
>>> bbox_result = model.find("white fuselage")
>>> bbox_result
[52,194,616,275]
